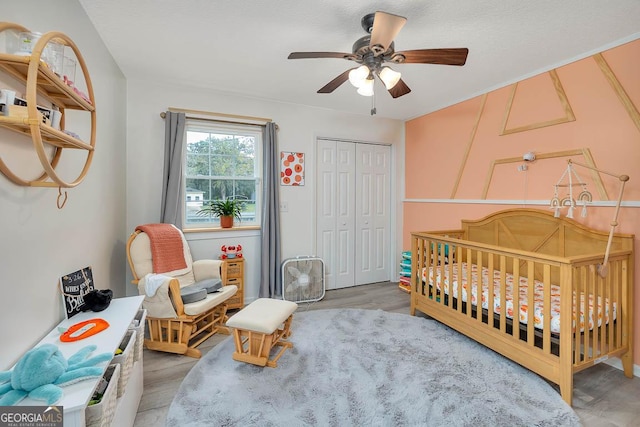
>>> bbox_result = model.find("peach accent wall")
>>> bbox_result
[404,39,640,365]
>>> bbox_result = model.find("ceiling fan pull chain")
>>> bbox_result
[371,89,377,116]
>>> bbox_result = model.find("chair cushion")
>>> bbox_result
[183,285,238,316]
[193,278,223,293]
[180,286,207,304]
[179,278,223,304]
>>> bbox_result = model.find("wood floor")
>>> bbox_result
[135,282,640,426]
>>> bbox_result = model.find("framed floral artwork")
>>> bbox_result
[281,151,304,186]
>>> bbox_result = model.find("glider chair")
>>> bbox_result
[126,223,238,359]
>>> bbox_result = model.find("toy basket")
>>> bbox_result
[112,329,136,398]
[129,308,147,362]
[85,363,120,427]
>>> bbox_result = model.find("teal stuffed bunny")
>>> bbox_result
[0,344,112,405]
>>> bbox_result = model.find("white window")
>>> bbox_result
[183,120,262,228]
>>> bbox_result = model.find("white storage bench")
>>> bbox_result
[226,298,297,368]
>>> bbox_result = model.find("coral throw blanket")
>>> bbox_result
[136,224,187,273]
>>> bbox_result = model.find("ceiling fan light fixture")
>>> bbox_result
[379,66,401,89]
[356,76,374,96]
[348,65,370,88]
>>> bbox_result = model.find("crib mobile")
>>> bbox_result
[551,160,592,219]
[550,159,629,277]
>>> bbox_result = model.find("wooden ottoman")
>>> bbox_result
[226,298,298,367]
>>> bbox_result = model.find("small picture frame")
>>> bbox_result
[281,151,304,186]
[60,266,94,319]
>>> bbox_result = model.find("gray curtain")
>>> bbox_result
[160,111,186,228]
[260,122,281,297]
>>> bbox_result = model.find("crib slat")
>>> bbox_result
[542,264,551,354]
[456,246,463,313]
[488,254,494,325]
[573,268,581,364]
[616,260,624,349]
[512,258,520,340]
[593,266,600,359]
[476,250,483,323]
[411,237,417,296]
[583,266,590,361]
[605,267,613,353]
[421,238,426,295]
[443,244,452,309]
[421,238,428,296]
[466,248,473,319]
[573,267,580,363]
[499,255,507,333]
[527,261,535,346]
[598,269,606,356]
[437,243,444,304]
[592,266,600,359]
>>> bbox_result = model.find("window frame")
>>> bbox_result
[182,119,263,230]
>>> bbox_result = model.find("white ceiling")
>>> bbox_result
[78,0,640,121]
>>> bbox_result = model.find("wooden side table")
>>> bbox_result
[222,258,244,309]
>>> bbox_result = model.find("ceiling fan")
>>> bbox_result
[288,11,469,100]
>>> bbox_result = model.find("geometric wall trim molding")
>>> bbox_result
[450,93,488,199]
[593,53,640,134]
[500,69,576,135]
[481,148,609,200]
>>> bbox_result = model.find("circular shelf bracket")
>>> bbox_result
[26,30,96,188]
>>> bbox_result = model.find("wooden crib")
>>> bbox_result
[410,208,634,405]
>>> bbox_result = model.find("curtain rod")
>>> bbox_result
[159,107,273,126]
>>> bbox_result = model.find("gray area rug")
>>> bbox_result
[166,308,581,426]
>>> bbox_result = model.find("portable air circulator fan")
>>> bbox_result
[281,256,325,303]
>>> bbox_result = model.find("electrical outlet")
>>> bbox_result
[279,201,288,212]
[517,164,528,172]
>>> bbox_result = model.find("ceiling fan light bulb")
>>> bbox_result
[357,77,374,96]
[379,66,401,90]
[349,65,370,88]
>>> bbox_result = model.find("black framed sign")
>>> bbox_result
[60,266,94,319]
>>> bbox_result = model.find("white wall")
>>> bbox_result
[126,79,405,302]
[0,1,127,369]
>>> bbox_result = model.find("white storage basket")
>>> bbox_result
[129,308,147,362]
[112,329,136,398]
[85,363,120,427]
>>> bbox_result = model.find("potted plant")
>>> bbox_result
[197,198,245,228]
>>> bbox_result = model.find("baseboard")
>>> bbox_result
[604,359,640,377]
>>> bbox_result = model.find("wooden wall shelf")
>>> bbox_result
[0,22,96,191]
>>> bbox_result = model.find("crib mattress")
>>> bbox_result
[422,263,615,333]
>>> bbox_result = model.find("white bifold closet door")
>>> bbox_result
[316,139,391,290]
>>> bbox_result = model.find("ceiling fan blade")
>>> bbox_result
[369,11,407,54]
[317,68,355,93]
[388,78,411,98]
[393,48,469,65]
[288,52,352,60]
